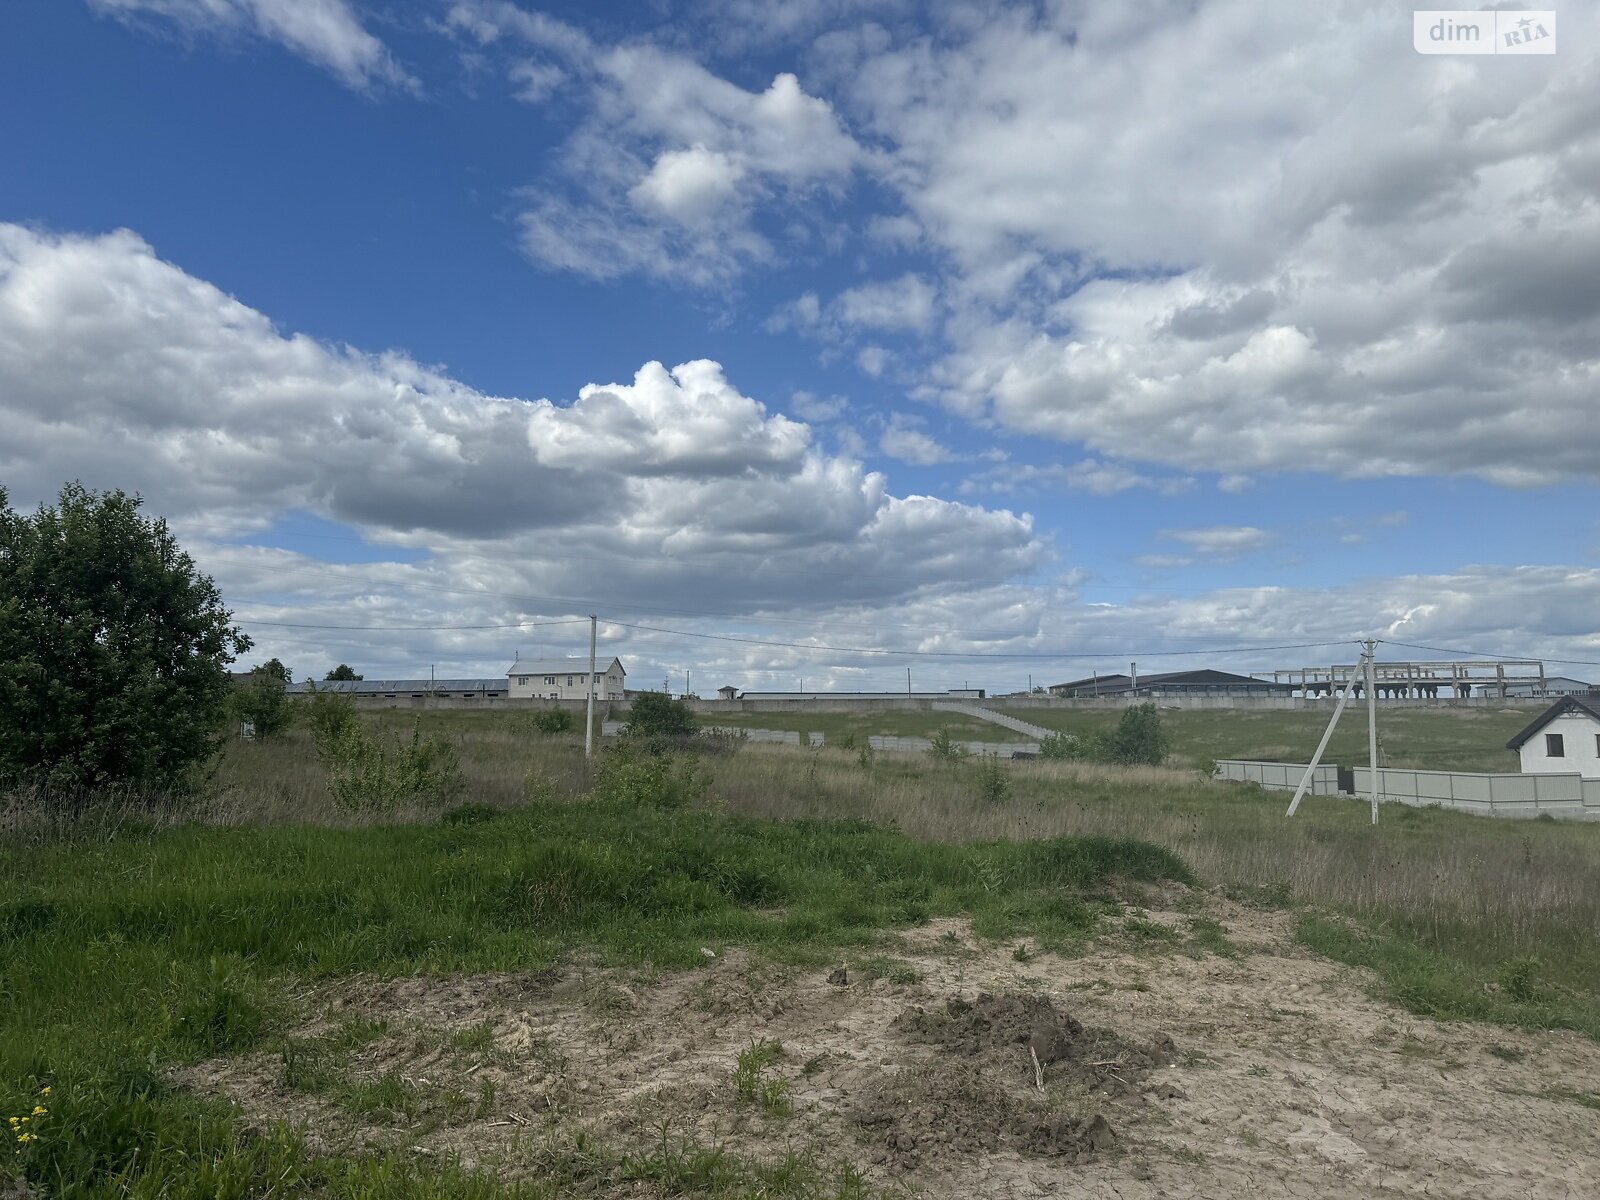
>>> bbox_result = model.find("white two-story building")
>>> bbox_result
[1507,696,1600,778]
[506,657,626,702]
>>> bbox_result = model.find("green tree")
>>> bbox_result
[1093,703,1169,766]
[255,657,292,683]
[324,663,362,681]
[0,482,251,788]
[622,690,697,738]
[231,668,293,739]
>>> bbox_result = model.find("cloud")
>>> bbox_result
[89,0,416,90]
[0,224,1042,617]
[788,391,849,422]
[878,413,952,466]
[833,2,1600,487]
[771,273,940,347]
[857,345,888,377]
[1159,526,1275,558]
[960,459,1189,497]
[457,4,862,286]
[834,274,937,333]
[508,58,566,103]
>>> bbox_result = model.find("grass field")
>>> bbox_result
[695,709,1032,743]
[996,703,1537,772]
[685,704,1536,770]
[3,706,1597,1197]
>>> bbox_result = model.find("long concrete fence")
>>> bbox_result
[1216,758,1600,820]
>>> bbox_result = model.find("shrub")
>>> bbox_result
[300,683,360,749]
[927,728,968,761]
[319,721,463,814]
[623,691,698,738]
[977,753,1011,804]
[1038,732,1087,761]
[1093,703,1170,766]
[593,746,708,811]
[528,708,576,735]
[230,669,294,740]
[0,482,251,790]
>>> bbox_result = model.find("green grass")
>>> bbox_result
[6,700,1598,1196]
[0,782,1182,1196]
[996,703,1538,772]
[699,709,1031,744]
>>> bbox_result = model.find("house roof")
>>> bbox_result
[506,657,625,677]
[1505,695,1600,750]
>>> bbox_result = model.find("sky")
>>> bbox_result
[2,0,1598,693]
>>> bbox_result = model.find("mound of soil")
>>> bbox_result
[854,1061,1116,1170]
[891,992,1178,1097]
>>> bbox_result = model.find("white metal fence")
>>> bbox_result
[1216,760,1342,795]
[1350,766,1600,820]
[1217,758,1600,820]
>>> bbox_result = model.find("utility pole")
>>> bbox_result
[1365,638,1379,825]
[907,667,912,698]
[686,669,691,697]
[585,614,596,761]
[1286,643,1367,818]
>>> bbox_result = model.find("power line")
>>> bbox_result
[1382,639,1600,668]
[236,617,592,632]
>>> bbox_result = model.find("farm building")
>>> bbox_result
[286,678,504,698]
[1501,676,1596,698]
[1506,696,1600,778]
[1048,669,1293,698]
[507,657,625,701]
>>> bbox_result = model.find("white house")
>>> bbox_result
[1506,697,1600,778]
[507,657,625,701]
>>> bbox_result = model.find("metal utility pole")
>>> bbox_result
[1286,643,1368,818]
[1365,638,1379,825]
[907,667,912,698]
[585,614,596,761]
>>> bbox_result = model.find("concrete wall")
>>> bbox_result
[1516,711,1600,778]
[685,695,1549,715]
[1216,760,1342,795]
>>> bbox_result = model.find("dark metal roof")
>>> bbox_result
[1050,669,1292,692]
[1505,695,1600,750]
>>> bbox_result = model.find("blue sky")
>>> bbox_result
[2,0,1598,690]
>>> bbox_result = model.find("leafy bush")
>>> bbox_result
[1093,703,1170,766]
[977,753,1011,804]
[926,728,968,761]
[623,691,698,738]
[0,482,250,789]
[301,683,360,749]
[528,708,576,735]
[593,746,708,811]
[231,669,294,739]
[319,721,463,814]
[1038,732,1087,761]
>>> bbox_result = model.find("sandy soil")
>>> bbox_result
[180,895,1600,1198]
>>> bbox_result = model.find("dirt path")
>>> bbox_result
[182,897,1600,1197]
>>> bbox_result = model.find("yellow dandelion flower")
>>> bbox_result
[39,1088,50,1095]
[31,1106,47,1117]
